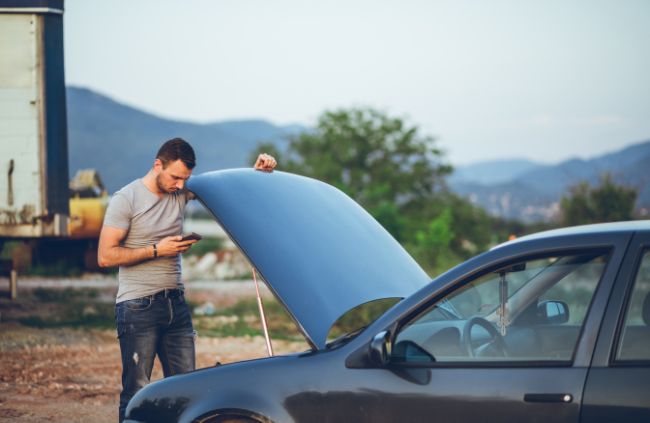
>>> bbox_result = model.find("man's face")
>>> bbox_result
[154,159,193,193]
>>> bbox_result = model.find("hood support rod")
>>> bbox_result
[253,268,274,356]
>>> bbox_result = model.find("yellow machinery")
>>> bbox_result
[68,169,109,239]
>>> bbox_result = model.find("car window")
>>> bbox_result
[392,251,608,364]
[616,250,650,361]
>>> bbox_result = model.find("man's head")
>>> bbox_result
[153,138,196,193]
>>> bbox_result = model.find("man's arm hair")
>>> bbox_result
[97,225,154,268]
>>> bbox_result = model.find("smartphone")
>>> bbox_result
[181,232,203,242]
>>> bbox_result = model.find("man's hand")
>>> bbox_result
[157,235,198,257]
[98,228,198,267]
[254,153,277,172]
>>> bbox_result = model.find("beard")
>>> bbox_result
[155,173,175,193]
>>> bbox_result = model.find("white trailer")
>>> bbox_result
[0,0,69,298]
[0,0,69,239]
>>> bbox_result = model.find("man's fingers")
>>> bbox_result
[254,153,276,171]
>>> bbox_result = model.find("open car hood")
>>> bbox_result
[187,170,430,349]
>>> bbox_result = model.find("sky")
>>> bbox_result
[64,0,650,165]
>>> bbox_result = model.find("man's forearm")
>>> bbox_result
[98,245,155,268]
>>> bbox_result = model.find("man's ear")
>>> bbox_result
[153,158,164,172]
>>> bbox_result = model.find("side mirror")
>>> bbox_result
[537,300,569,324]
[368,331,389,366]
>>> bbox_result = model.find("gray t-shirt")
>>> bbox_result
[103,179,189,303]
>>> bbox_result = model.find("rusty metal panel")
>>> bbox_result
[0,14,44,235]
[0,10,68,237]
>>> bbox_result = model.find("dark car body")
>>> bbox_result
[124,170,650,423]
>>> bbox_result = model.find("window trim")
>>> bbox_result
[387,359,574,369]
[611,247,650,366]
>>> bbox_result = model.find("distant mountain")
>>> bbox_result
[451,140,650,222]
[67,86,305,193]
[449,159,544,186]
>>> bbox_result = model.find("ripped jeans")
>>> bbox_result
[115,291,195,423]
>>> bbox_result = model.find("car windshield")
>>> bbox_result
[424,254,603,323]
[393,251,609,363]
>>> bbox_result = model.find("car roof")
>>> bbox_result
[493,220,650,251]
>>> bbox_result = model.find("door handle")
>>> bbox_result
[524,393,573,403]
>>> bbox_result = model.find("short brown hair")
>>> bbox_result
[156,138,196,169]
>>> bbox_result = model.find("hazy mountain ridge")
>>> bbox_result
[449,159,544,186]
[67,86,301,193]
[67,86,648,222]
[452,140,650,221]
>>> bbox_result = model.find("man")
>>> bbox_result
[98,138,276,422]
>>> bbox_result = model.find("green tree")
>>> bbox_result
[254,108,452,242]
[252,107,501,273]
[414,207,455,270]
[561,174,637,225]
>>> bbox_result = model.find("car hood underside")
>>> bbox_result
[187,169,430,349]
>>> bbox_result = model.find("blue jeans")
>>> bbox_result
[115,292,195,423]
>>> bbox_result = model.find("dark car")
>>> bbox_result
[124,169,650,423]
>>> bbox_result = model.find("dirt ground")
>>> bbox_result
[0,279,309,422]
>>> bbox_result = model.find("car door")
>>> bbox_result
[334,241,629,423]
[581,231,650,422]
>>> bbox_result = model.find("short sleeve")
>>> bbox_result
[103,192,132,230]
